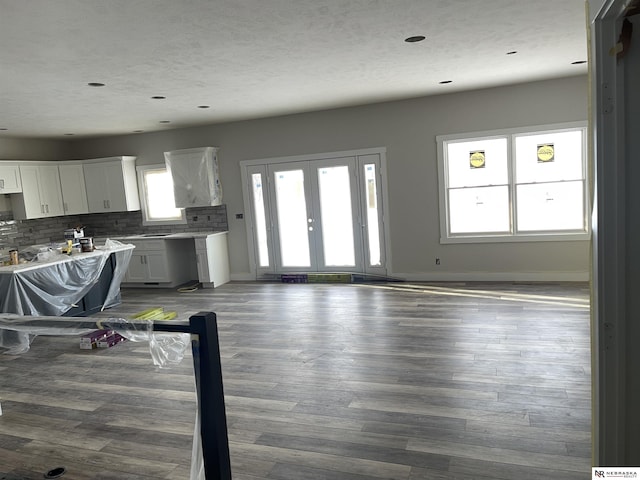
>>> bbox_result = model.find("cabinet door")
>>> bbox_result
[103,162,128,211]
[195,238,211,283]
[38,165,64,217]
[59,164,89,215]
[144,251,171,282]
[18,166,45,218]
[125,252,147,282]
[0,165,22,193]
[84,163,111,212]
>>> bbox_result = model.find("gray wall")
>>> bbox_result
[64,75,589,280]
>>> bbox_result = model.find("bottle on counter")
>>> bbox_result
[9,249,18,265]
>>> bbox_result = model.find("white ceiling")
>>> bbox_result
[0,0,589,139]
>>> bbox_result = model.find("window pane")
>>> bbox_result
[317,166,355,266]
[274,169,310,267]
[446,138,508,188]
[515,130,583,183]
[145,170,182,219]
[449,186,510,234]
[251,173,269,267]
[364,163,381,266]
[516,181,584,231]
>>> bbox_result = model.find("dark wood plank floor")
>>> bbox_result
[0,281,592,479]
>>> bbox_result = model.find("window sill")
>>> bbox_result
[440,232,591,244]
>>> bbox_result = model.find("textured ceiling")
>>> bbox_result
[0,0,588,139]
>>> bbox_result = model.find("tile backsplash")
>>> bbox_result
[0,205,228,249]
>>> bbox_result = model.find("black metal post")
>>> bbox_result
[188,312,232,480]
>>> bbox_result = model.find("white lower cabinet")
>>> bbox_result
[120,233,230,289]
[195,233,230,288]
[123,239,192,286]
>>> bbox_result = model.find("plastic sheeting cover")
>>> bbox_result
[165,146,223,208]
[0,239,134,354]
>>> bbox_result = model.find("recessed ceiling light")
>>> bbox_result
[87,82,105,87]
[133,130,144,133]
[439,80,453,84]
[506,51,518,55]
[404,35,426,43]
[151,96,166,99]
[571,60,587,65]
[159,120,171,124]
[0,128,7,131]
[197,105,211,109]
[63,133,74,136]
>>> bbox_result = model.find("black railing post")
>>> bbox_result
[189,311,232,480]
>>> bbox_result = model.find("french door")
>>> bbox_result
[243,150,387,277]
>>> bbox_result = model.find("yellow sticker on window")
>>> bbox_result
[537,144,555,162]
[470,150,486,168]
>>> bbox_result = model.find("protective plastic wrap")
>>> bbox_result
[0,315,190,367]
[0,239,134,353]
[164,146,223,208]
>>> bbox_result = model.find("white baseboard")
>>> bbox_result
[393,271,590,282]
[230,272,256,281]
[229,271,590,282]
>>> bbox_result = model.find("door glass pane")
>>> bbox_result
[274,169,310,267]
[364,164,381,266]
[251,173,269,267]
[516,181,584,231]
[317,166,355,266]
[449,186,510,234]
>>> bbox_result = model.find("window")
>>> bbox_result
[137,165,186,226]
[437,122,589,243]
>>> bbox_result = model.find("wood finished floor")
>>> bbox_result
[0,281,592,479]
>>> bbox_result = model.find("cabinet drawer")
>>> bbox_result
[129,239,167,250]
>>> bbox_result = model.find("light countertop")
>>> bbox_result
[0,243,135,275]
[110,231,228,241]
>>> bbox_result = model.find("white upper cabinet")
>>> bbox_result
[0,164,22,194]
[13,164,64,219]
[83,156,140,213]
[58,163,89,215]
[164,146,223,208]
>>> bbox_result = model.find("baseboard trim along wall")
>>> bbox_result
[229,271,589,283]
[394,271,590,282]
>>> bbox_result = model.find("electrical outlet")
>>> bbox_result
[435,257,441,265]
[236,213,244,219]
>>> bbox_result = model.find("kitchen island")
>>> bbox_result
[0,241,134,316]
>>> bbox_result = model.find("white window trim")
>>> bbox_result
[136,164,187,226]
[436,121,591,244]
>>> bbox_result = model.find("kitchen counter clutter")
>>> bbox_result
[112,231,229,289]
